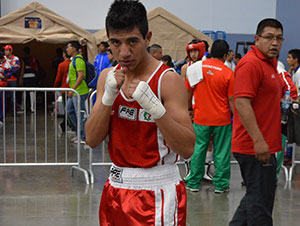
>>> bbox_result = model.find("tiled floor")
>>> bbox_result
[1,113,300,226]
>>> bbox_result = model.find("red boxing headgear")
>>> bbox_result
[186,42,205,61]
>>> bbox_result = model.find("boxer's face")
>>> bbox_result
[189,50,199,62]
[108,26,151,71]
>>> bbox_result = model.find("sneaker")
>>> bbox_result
[183,160,191,180]
[71,136,78,143]
[203,164,213,181]
[203,172,213,181]
[186,185,200,192]
[214,187,230,194]
[73,138,86,145]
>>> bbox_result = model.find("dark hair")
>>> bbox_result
[100,41,109,48]
[106,0,148,39]
[162,54,171,62]
[188,39,201,45]
[288,49,300,64]
[228,49,234,54]
[162,55,174,68]
[235,53,242,59]
[107,49,112,54]
[256,18,283,35]
[0,51,4,59]
[24,46,30,55]
[211,40,229,59]
[67,40,81,51]
[63,46,70,59]
[149,44,162,53]
[201,40,209,52]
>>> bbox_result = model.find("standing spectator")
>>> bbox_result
[286,49,300,91]
[149,43,163,61]
[162,54,174,68]
[181,39,206,81]
[107,49,118,67]
[85,0,195,225]
[91,41,110,93]
[0,52,12,127]
[225,49,236,71]
[3,45,21,112]
[66,41,88,144]
[230,18,284,226]
[276,62,298,179]
[184,40,234,193]
[234,53,242,65]
[54,46,71,132]
[19,46,38,113]
[94,41,110,78]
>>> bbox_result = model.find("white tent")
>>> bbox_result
[0,1,97,85]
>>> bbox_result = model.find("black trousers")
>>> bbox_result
[229,153,277,226]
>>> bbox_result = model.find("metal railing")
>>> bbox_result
[288,143,299,181]
[87,90,109,184]
[0,87,90,184]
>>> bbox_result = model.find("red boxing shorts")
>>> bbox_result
[99,164,187,226]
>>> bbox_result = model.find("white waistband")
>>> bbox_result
[109,164,181,190]
[23,73,35,78]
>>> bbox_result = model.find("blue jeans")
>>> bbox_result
[66,93,88,140]
[230,153,277,226]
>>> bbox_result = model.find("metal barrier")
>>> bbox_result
[86,90,109,184]
[0,87,90,184]
[288,143,300,181]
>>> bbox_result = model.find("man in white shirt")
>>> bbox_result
[224,49,236,71]
[287,49,300,91]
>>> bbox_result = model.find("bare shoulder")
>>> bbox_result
[161,70,187,101]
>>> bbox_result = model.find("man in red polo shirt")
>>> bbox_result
[230,18,285,226]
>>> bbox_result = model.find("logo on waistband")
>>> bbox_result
[110,166,123,183]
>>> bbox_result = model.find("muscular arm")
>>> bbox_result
[85,68,113,148]
[235,97,270,162]
[155,72,195,159]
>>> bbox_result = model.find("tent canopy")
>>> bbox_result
[0,1,97,62]
[93,7,213,61]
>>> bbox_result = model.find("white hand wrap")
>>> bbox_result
[132,81,166,120]
[102,69,119,106]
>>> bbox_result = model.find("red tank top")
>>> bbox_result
[108,62,179,168]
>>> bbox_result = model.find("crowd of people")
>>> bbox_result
[1,0,300,225]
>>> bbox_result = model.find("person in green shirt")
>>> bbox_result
[66,40,89,144]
